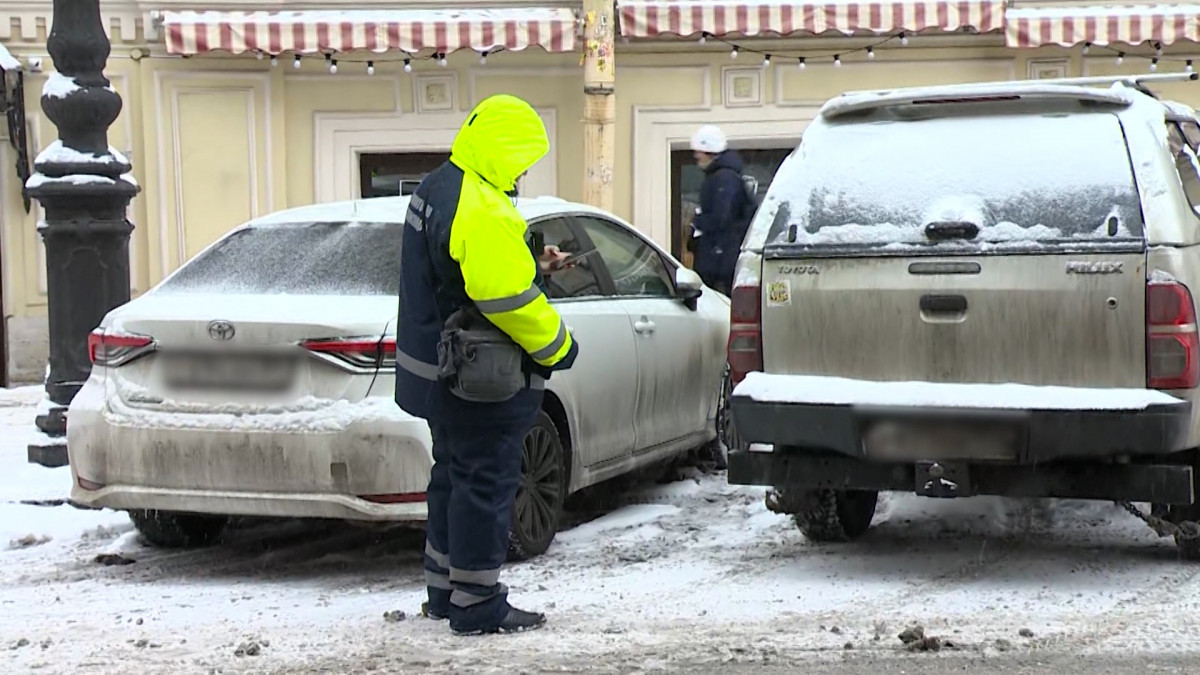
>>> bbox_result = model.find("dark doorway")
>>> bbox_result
[669,146,793,267]
[359,152,449,199]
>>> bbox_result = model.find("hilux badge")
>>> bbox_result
[1065,261,1123,275]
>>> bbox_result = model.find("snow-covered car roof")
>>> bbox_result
[245,195,611,227]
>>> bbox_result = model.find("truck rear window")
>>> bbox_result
[757,110,1144,252]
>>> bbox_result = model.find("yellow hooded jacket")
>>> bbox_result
[445,95,574,367]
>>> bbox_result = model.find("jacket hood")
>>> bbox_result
[450,95,549,193]
[706,149,744,174]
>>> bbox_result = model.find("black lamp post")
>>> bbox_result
[25,0,139,467]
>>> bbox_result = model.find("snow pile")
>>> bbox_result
[34,140,132,167]
[42,72,80,99]
[734,372,1184,411]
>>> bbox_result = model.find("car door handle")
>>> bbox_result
[634,318,656,334]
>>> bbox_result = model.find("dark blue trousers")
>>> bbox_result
[423,390,542,632]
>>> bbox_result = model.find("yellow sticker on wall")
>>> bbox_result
[766,279,791,307]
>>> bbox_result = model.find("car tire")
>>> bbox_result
[508,411,567,562]
[713,364,746,470]
[128,509,229,548]
[768,488,878,543]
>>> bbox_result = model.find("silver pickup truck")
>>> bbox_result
[726,72,1200,560]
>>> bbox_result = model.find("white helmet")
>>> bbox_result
[690,125,727,154]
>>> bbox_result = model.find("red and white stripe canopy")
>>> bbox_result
[617,0,1006,39]
[161,8,580,56]
[1005,5,1200,48]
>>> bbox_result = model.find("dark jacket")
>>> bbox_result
[692,150,751,291]
[394,95,579,424]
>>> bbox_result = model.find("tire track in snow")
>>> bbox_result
[1025,552,1200,653]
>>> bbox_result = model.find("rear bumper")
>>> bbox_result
[69,485,428,522]
[731,375,1193,462]
[727,449,1197,504]
[67,376,434,522]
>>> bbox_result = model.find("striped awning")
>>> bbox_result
[1005,5,1200,48]
[617,0,1006,39]
[161,8,580,56]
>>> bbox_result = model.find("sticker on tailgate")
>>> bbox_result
[766,280,791,307]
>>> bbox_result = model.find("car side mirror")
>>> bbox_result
[675,267,704,309]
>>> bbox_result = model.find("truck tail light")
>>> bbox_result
[727,283,763,386]
[1147,279,1200,390]
[87,329,156,368]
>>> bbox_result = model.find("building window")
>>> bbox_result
[359,152,448,199]
[669,146,792,265]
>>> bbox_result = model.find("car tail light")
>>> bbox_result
[727,283,763,386]
[87,329,156,368]
[302,336,396,371]
[358,492,426,504]
[1147,280,1200,389]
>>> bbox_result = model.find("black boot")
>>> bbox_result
[421,602,447,621]
[453,607,546,636]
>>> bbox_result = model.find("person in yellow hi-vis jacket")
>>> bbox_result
[394,94,579,635]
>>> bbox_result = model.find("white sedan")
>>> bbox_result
[67,195,730,559]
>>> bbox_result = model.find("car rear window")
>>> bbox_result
[158,222,402,295]
[754,110,1145,253]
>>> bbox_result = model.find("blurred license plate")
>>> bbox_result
[161,353,297,392]
[862,420,1020,461]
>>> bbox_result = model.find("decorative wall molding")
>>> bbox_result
[773,56,1017,106]
[153,70,273,275]
[722,66,765,108]
[413,72,459,113]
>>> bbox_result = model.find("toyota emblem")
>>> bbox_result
[207,320,235,341]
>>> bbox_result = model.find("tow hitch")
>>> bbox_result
[915,461,972,498]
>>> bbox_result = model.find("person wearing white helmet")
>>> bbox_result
[687,124,754,295]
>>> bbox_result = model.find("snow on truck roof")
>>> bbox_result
[820,72,1200,120]
[821,81,1138,119]
[245,194,587,227]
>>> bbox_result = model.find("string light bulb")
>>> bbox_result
[329,59,338,74]
[1156,42,1164,57]
[762,54,771,68]
[293,54,301,68]
[698,31,707,45]
[1151,57,1159,72]
[438,53,448,67]
[1082,42,1091,55]
[366,60,375,75]
[479,51,488,65]
[730,46,739,59]
[900,32,909,46]
[867,46,875,59]
[833,54,842,67]
[269,55,278,67]
[256,51,264,60]
[1188,60,1195,73]
[1116,52,1125,65]
[404,58,412,73]
[797,57,806,70]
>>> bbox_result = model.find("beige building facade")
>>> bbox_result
[2,0,1200,383]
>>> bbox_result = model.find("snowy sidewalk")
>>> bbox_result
[2,384,1200,673]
